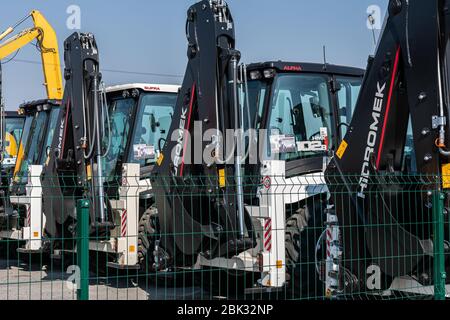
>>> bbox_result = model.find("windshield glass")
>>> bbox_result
[242,79,267,130]
[39,108,60,165]
[264,73,333,162]
[403,117,416,173]
[335,76,362,138]
[4,117,24,160]
[102,97,135,182]
[16,111,49,184]
[127,92,177,166]
[13,116,33,175]
[239,79,267,170]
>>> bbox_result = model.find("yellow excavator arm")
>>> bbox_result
[0,10,63,175]
[0,10,63,100]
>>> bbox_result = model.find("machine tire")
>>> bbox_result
[138,207,195,287]
[138,207,157,272]
[285,204,324,299]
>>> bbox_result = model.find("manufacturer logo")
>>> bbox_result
[283,65,302,72]
[144,86,161,91]
[173,107,188,175]
[56,119,65,159]
[357,81,385,199]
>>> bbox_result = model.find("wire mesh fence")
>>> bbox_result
[0,167,449,300]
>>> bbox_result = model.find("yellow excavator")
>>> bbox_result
[0,10,63,175]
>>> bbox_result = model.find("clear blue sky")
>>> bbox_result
[1,0,388,109]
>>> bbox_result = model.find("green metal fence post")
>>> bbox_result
[433,191,446,300]
[77,199,90,300]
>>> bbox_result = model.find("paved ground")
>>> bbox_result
[0,251,208,300]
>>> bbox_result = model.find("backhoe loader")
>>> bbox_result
[324,0,450,298]
[2,99,61,245]
[50,82,179,264]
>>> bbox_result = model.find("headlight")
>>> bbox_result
[263,68,276,79]
[249,70,262,80]
[131,89,140,98]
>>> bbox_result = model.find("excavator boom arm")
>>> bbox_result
[0,10,63,100]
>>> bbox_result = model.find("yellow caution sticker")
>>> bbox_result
[276,260,283,269]
[336,140,348,159]
[86,164,92,181]
[33,232,39,238]
[219,169,226,188]
[156,153,164,166]
[14,142,25,176]
[129,245,135,253]
[442,163,450,189]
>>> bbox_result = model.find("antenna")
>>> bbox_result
[323,45,328,70]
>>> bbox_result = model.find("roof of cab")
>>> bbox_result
[4,111,25,118]
[246,61,365,77]
[106,83,180,94]
[15,99,61,115]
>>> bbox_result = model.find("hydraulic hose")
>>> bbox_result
[237,64,257,163]
[436,50,450,157]
[82,73,96,160]
[232,56,245,239]
[100,82,112,158]
[92,75,106,223]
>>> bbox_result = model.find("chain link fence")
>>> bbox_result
[0,168,448,300]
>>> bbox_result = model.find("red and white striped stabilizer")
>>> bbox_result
[121,209,128,237]
[326,228,332,258]
[26,205,31,228]
[264,218,272,251]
